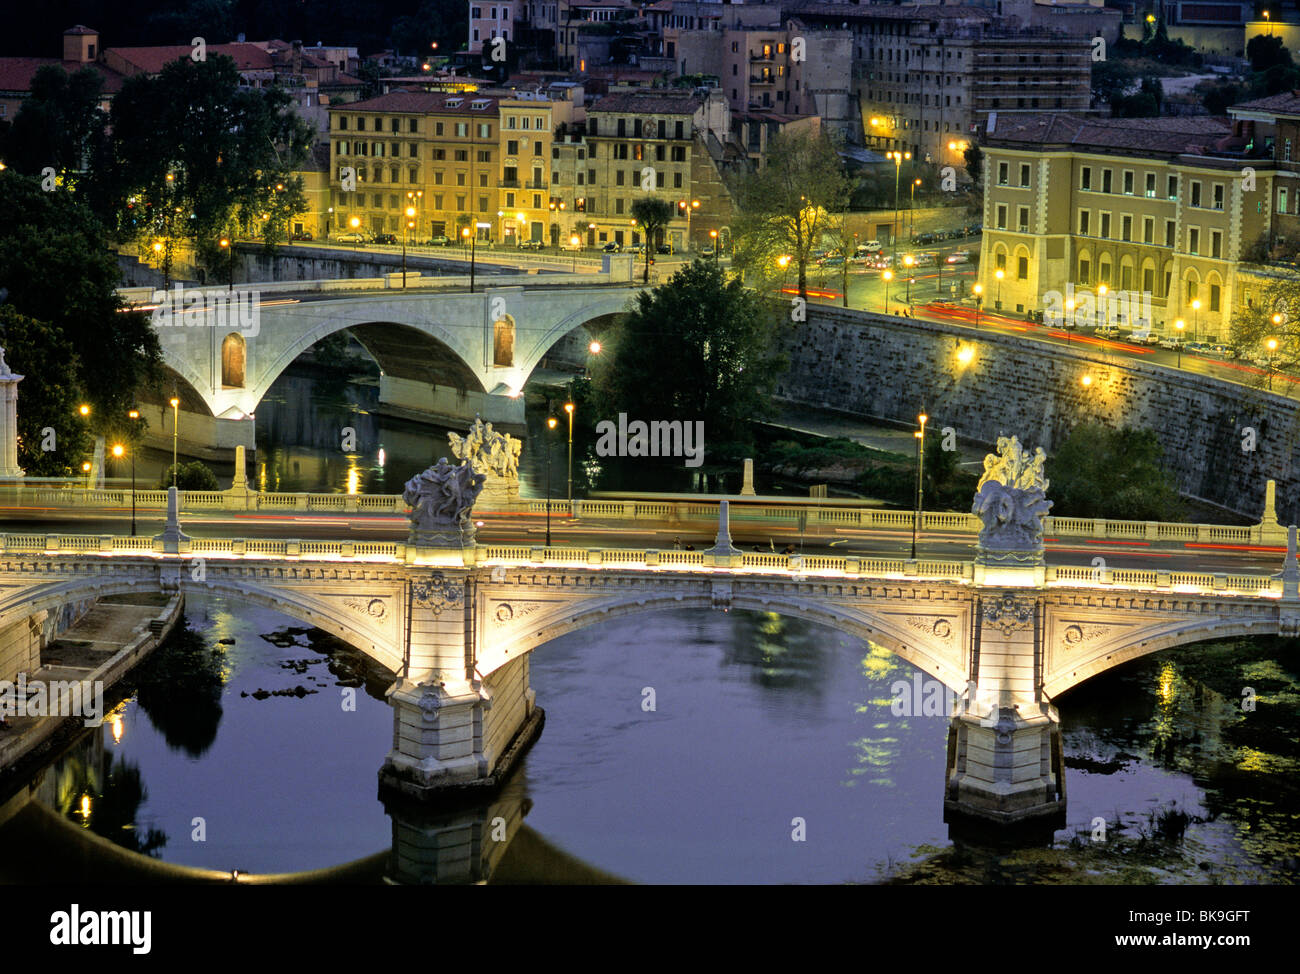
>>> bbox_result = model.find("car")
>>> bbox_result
[859,239,884,254]
[600,241,621,253]
[1186,341,1211,355]
[520,239,545,250]
[911,251,938,268]
[656,244,673,254]
[1159,336,1187,350]
[560,238,584,251]
[913,232,938,246]
[1094,324,1121,337]
[1137,331,1162,345]
[1208,343,1236,358]
[290,230,313,241]
[334,231,366,243]
[871,254,895,269]
[428,235,451,246]
[946,250,972,264]
[625,242,647,255]
[817,254,845,267]
[372,233,398,245]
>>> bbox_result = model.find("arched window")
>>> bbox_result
[493,314,515,367]
[222,333,246,388]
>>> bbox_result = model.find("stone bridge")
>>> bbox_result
[138,281,638,440]
[2,494,1297,834]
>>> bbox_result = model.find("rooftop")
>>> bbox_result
[589,89,705,114]
[984,113,1236,156]
[335,90,502,114]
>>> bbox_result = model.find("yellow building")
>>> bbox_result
[978,113,1275,341]
[496,97,553,245]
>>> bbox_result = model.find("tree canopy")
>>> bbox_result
[1048,423,1183,521]
[630,196,674,282]
[590,260,785,454]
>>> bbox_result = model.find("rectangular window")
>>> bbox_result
[454,149,467,162]
[1123,170,1134,195]
[434,194,443,208]
[1121,265,1132,291]
[455,123,468,137]
[1143,267,1154,293]
[1165,220,1176,247]
[477,150,491,163]
[434,172,443,185]
[1080,166,1091,191]
[1102,169,1112,193]
[1145,173,1156,198]
[1213,183,1224,210]
[996,204,1007,229]
[1078,210,1090,235]
[1143,217,1153,243]
[1281,188,1290,214]
[1017,206,1029,232]
[1099,212,1111,238]
[997,162,1008,186]
[1121,215,1132,241]
[1079,258,1090,283]
[1189,227,1199,254]
[1167,175,1177,199]
[1019,164,1030,187]
[616,170,624,185]
[1191,181,1201,207]
[1211,230,1222,259]
[1286,138,1293,162]
[674,172,682,188]
[1210,283,1221,312]
[1017,255,1028,280]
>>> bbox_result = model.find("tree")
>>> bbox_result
[728,129,851,299]
[1229,274,1300,386]
[964,143,984,193]
[0,307,90,477]
[630,196,674,283]
[161,461,220,490]
[0,171,161,422]
[590,260,786,453]
[1049,423,1183,521]
[1247,34,1293,72]
[1,66,107,181]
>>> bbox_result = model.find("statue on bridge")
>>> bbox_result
[403,457,487,547]
[972,436,1053,565]
[448,415,523,509]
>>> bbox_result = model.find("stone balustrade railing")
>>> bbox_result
[2,484,1277,546]
[0,531,1284,597]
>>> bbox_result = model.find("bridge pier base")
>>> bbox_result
[378,653,543,803]
[944,702,1065,831]
[378,375,525,429]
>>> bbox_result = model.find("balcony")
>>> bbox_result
[500,178,521,188]
[749,76,775,86]
[526,180,548,189]
[750,51,774,62]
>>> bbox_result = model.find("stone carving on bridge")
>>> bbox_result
[404,458,487,547]
[972,436,1053,578]
[906,616,955,643]
[411,573,466,615]
[343,596,388,621]
[982,594,1036,636]
[449,415,523,510]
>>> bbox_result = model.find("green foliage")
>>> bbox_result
[1228,273,1300,384]
[161,461,219,491]
[1112,76,1164,117]
[854,435,976,511]
[590,260,785,454]
[1049,423,1183,520]
[1248,34,1293,72]
[629,196,675,283]
[964,143,983,193]
[727,129,852,298]
[1092,60,1136,106]
[0,66,107,180]
[0,171,161,423]
[0,307,90,477]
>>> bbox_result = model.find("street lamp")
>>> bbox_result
[349,216,362,251]
[910,412,928,559]
[545,416,557,545]
[973,283,983,329]
[1267,336,1279,390]
[1191,298,1201,342]
[909,178,921,241]
[903,254,914,303]
[887,151,911,265]
[402,205,417,288]
[709,228,719,260]
[169,396,180,486]
[569,234,581,272]
[1081,374,1094,388]
[882,269,893,312]
[994,267,1005,311]
[678,199,699,250]
[1175,318,1185,368]
[564,400,575,509]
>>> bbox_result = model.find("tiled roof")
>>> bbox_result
[589,89,704,114]
[108,43,275,74]
[789,2,993,22]
[1229,91,1300,116]
[64,25,98,35]
[0,57,125,94]
[984,113,1235,155]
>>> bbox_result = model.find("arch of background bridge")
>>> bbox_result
[0,574,403,674]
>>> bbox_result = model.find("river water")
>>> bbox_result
[2,366,1296,884]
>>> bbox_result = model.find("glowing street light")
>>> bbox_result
[973,283,983,330]
[1267,336,1279,390]
[169,396,180,486]
[887,150,912,268]
[545,416,558,545]
[882,269,893,313]
[910,412,928,559]
[994,267,1005,311]
[1175,318,1186,368]
[563,401,575,509]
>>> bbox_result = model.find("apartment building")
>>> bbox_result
[578,88,733,251]
[469,0,518,55]
[497,97,554,243]
[977,113,1273,340]
[793,4,1093,169]
[328,91,504,242]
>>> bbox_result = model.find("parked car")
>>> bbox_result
[520,239,545,250]
[560,238,584,251]
[290,229,313,241]
[335,231,366,243]
[913,231,938,245]
[1158,336,1187,351]
[859,239,884,254]
[1136,331,1163,345]
[625,242,647,255]
[428,235,451,246]
[600,241,622,253]
[818,254,845,267]
[1186,341,1211,355]
[1094,324,1121,338]
[1208,343,1237,358]
[656,244,673,254]
[912,251,938,267]
[373,232,398,245]
[946,250,972,264]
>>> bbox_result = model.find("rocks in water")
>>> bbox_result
[217,637,235,645]
[244,685,316,701]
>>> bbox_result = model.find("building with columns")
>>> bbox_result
[976,113,1274,340]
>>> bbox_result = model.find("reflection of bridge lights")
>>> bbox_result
[111,715,123,744]
[378,448,386,468]
[346,466,359,495]
[1156,661,1176,708]
[475,520,484,527]
[79,794,92,825]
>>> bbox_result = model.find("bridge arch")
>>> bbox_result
[0,573,404,674]
[478,588,968,692]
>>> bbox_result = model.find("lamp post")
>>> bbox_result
[349,216,362,251]
[909,178,921,241]
[709,228,719,261]
[1267,336,1279,390]
[326,206,333,238]
[1175,318,1185,368]
[994,267,1004,312]
[564,400,575,509]
[678,198,699,251]
[910,412,928,559]
[1191,298,1201,342]
[169,396,179,486]
[570,234,580,272]
[887,150,911,265]
[973,283,982,329]
[545,415,557,545]
[882,269,893,312]
[218,237,234,291]
[402,205,416,288]
[903,254,914,303]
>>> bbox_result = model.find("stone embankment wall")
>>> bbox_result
[776,306,1298,521]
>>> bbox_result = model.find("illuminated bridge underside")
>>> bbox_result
[2,530,1296,830]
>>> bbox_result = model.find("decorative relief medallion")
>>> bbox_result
[411,573,464,615]
[982,594,1035,635]
[904,616,955,641]
[1062,623,1110,645]
[491,601,544,626]
[343,597,387,620]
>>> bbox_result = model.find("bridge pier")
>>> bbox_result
[378,569,542,803]
[377,375,525,428]
[944,592,1065,831]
